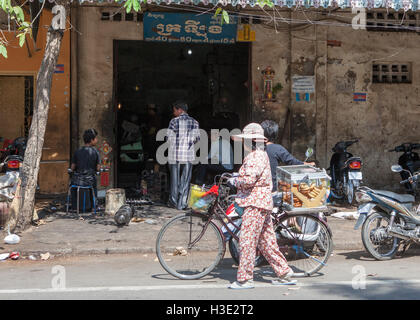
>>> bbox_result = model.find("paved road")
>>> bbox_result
[0,250,419,301]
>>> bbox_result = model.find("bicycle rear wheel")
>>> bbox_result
[276,213,333,276]
[156,212,225,280]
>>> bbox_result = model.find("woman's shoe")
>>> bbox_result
[272,269,297,285]
[229,280,255,290]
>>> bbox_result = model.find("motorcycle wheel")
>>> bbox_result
[361,212,399,261]
[345,180,355,205]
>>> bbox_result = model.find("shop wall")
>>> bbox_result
[76,7,420,190]
[76,6,143,188]
[0,10,70,194]
[250,10,420,189]
[286,11,420,190]
[251,22,292,149]
[324,20,420,190]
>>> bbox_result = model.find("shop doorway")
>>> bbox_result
[114,40,251,191]
[0,75,34,142]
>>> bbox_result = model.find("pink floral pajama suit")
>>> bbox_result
[235,149,290,282]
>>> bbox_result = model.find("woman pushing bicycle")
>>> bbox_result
[228,123,297,289]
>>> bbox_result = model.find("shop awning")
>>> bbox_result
[27,0,419,11]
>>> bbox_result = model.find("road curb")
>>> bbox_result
[15,242,369,259]
[16,246,157,258]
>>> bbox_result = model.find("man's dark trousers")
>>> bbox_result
[169,162,193,210]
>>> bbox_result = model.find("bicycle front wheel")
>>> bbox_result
[276,213,333,276]
[156,212,225,280]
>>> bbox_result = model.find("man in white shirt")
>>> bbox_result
[195,130,234,186]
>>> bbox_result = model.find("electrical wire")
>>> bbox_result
[152,3,420,32]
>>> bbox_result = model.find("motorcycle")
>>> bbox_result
[388,143,420,193]
[354,165,420,260]
[0,137,26,174]
[0,160,21,202]
[328,139,363,205]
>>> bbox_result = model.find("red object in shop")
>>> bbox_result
[100,171,109,187]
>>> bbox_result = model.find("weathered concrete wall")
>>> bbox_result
[251,22,292,148]
[285,11,420,190]
[76,7,420,190]
[76,6,143,187]
[325,21,420,190]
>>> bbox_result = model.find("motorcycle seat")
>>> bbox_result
[373,190,415,204]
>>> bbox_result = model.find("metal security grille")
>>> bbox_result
[366,11,419,32]
[24,76,34,137]
[101,11,142,22]
[372,63,412,84]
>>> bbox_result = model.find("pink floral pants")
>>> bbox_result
[237,206,290,282]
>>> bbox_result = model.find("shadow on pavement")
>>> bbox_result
[338,247,420,261]
[301,276,420,300]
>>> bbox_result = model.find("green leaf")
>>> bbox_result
[213,7,222,19]
[13,6,24,22]
[222,10,229,24]
[265,0,274,7]
[132,0,140,12]
[124,0,132,13]
[17,33,25,47]
[0,44,8,59]
[0,0,7,11]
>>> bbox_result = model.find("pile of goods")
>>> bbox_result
[298,183,324,199]
[277,165,330,210]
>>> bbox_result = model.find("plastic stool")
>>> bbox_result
[66,185,96,215]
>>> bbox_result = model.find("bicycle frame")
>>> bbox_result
[185,172,333,264]
[185,173,240,251]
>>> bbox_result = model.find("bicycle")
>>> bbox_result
[156,173,333,280]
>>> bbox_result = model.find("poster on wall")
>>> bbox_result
[143,12,237,44]
[353,92,367,101]
[292,76,315,93]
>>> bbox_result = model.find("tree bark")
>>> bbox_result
[11,26,64,231]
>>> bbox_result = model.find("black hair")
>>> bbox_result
[83,128,98,144]
[173,100,188,112]
[261,120,279,143]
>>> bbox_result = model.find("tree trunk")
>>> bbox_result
[11,26,64,231]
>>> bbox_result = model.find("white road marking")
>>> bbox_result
[0,279,420,294]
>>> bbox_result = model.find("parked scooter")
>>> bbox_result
[328,139,362,205]
[388,143,420,193]
[0,161,20,202]
[0,137,26,173]
[354,165,420,260]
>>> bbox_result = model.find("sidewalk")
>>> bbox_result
[0,202,370,260]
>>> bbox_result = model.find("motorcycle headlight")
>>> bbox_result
[355,191,372,203]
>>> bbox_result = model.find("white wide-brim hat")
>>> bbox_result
[232,123,268,142]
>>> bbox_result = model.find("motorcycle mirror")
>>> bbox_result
[391,165,403,173]
[305,148,314,161]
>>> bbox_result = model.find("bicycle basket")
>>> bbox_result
[191,185,219,213]
[187,184,209,208]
